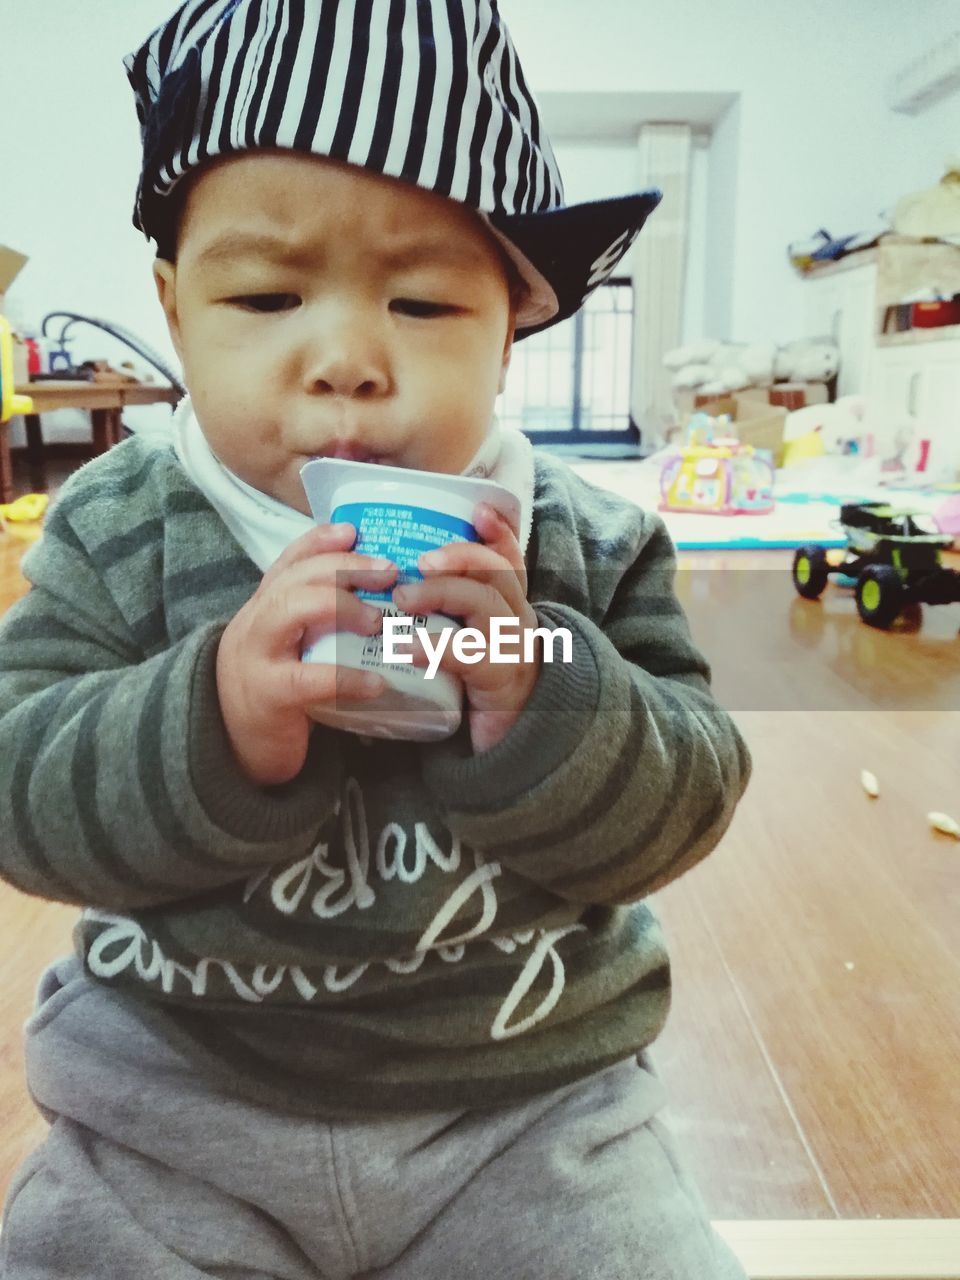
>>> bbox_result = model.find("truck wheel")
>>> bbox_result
[856,565,903,628]
[792,545,830,599]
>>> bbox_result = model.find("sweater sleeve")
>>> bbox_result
[420,508,751,906]
[0,500,340,911]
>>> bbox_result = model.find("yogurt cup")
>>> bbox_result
[299,458,522,741]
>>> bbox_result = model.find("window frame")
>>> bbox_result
[503,275,639,448]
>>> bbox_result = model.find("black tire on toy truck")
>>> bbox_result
[792,545,830,599]
[855,565,903,628]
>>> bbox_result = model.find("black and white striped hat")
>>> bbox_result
[124,0,662,338]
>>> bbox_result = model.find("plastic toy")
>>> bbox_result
[0,315,34,424]
[0,493,48,523]
[660,413,775,516]
[933,490,960,545]
[792,501,960,628]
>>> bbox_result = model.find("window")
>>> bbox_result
[500,277,637,448]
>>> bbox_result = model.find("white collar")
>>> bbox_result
[171,397,535,573]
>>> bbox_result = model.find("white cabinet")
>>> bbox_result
[866,339,960,479]
[803,239,960,482]
[801,257,878,398]
[802,271,844,342]
[836,268,878,399]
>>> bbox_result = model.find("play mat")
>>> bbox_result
[568,452,955,550]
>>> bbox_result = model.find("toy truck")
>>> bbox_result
[792,501,960,629]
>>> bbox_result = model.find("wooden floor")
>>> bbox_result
[1,458,959,1229]
[655,549,960,1221]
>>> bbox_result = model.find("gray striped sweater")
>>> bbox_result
[0,436,750,1117]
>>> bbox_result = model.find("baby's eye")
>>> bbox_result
[229,294,301,313]
[391,299,458,319]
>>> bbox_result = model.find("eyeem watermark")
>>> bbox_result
[383,615,573,680]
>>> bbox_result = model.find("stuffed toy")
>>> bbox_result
[773,337,840,383]
[782,396,866,453]
[664,341,777,395]
[665,337,838,397]
[894,158,960,238]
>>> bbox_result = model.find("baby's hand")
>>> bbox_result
[392,503,540,754]
[216,523,397,786]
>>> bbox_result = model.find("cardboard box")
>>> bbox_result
[0,244,29,315]
[686,391,789,466]
[768,381,829,410]
[675,381,828,422]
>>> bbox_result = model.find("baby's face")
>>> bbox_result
[154,152,515,513]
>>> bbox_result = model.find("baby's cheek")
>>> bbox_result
[190,372,254,426]
[424,387,492,463]
[429,417,490,473]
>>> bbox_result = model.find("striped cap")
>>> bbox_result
[124,0,661,337]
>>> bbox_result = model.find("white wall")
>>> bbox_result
[702,99,738,342]
[683,137,710,344]
[880,0,960,204]
[0,1,182,445]
[893,92,960,201]
[1,0,958,446]
[554,138,708,345]
[507,0,958,343]
[551,143,638,207]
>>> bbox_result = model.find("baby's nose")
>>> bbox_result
[302,319,391,398]
[308,359,388,398]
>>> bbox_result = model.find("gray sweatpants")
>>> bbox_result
[2,954,746,1280]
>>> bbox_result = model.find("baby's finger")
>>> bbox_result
[473,504,527,586]
[475,501,520,542]
[418,543,527,614]
[394,575,507,631]
[270,554,398,608]
[406,625,516,691]
[287,661,386,713]
[419,541,504,577]
[263,522,357,585]
[424,519,529,599]
[269,584,384,653]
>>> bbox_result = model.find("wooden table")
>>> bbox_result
[1,381,182,503]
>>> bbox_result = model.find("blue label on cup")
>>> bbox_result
[333,501,478,603]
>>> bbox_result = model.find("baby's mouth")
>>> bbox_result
[310,443,389,465]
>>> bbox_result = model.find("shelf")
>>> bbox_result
[799,249,879,279]
[875,323,960,347]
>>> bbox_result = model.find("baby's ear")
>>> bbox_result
[153,260,183,360]
[498,325,515,394]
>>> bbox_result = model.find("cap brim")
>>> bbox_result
[485,190,663,340]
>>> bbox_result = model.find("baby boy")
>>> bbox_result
[0,2,751,1277]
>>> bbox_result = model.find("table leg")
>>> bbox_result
[0,424,13,505]
[24,414,45,493]
[92,408,124,452]
[91,408,110,455]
